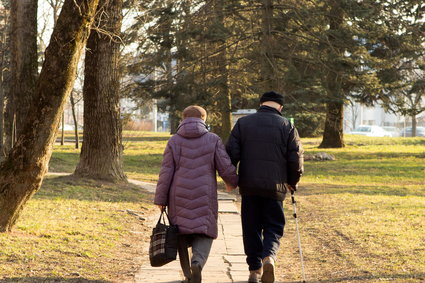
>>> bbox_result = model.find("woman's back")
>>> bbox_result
[155,117,237,238]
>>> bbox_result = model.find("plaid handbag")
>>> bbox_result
[149,210,179,267]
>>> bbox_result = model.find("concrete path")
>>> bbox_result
[130,179,248,283]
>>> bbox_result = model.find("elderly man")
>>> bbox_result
[226,91,304,283]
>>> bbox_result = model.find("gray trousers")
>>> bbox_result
[178,234,213,279]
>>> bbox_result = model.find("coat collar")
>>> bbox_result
[257,105,282,116]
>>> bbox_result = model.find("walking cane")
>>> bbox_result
[291,191,306,283]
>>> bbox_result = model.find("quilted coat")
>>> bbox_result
[154,117,238,239]
[226,105,304,201]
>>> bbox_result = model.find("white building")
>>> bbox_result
[344,102,425,132]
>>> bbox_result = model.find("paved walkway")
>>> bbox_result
[130,179,249,283]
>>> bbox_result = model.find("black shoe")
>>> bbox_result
[191,262,202,283]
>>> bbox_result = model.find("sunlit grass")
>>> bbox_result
[20,131,425,282]
[278,135,425,282]
[0,176,154,281]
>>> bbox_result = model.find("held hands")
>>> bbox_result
[225,183,236,192]
[157,205,166,212]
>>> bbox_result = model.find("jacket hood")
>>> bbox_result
[177,117,209,138]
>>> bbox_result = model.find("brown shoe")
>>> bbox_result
[261,256,275,283]
[248,268,262,282]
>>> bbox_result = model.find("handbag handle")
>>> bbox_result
[157,209,172,225]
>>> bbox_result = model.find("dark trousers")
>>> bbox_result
[241,195,285,271]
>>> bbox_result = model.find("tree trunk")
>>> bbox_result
[319,101,345,148]
[0,5,8,157]
[319,1,345,148]
[7,0,38,141]
[411,114,417,137]
[70,92,79,149]
[0,82,3,154]
[169,108,180,134]
[74,0,126,182]
[61,112,65,145]
[210,0,231,141]
[259,0,279,93]
[0,0,100,232]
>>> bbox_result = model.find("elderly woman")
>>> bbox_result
[154,105,238,283]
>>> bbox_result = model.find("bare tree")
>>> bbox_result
[0,0,100,232]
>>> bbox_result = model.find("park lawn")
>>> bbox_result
[0,176,156,282]
[2,132,424,282]
[48,131,171,182]
[278,135,425,282]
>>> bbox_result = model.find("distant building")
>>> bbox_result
[344,102,425,132]
[231,109,256,126]
[120,98,169,132]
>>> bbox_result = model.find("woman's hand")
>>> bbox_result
[225,183,236,192]
[157,205,166,212]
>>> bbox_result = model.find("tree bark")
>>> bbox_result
[411,114,417,137]
[210,0,231,141]
[70,92,79,149]
[0,0,100,232]
[5,0,38,143]
[74,0,126,182]
[0,5,9,157]
[61,113,65,145]
[0,81,3,153]
[169,108,180,134]
[259,0,279,94]
[319,101,344,148]
[319,1,345,148]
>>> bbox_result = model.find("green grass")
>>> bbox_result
[0,176,155,282]
[49,131,170,181]
[2,132,424,282]
[278,135,425,282]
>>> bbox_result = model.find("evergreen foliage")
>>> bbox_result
[122,0,424,141]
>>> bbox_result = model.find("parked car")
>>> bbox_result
[382,126,400,137]
[399,127,425,137]
[349,125,391,137]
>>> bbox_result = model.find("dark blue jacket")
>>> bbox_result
[226,106,304,200]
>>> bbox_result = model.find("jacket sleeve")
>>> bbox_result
[215,138,239,187]
[154,141,175,206]
[225,120,241,167]
[286,126,304,187]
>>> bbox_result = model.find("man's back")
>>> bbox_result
[226,105,303,200]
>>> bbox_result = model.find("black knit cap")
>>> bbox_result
[260,91,284,106]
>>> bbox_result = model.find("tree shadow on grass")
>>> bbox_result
[0,277,111,283]
[123,153,162,176]
[299,183,425,197]
[34,175,154,203]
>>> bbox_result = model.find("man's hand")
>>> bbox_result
[157,205,166,212]
[225,183,236,192]
[287,184,297,193]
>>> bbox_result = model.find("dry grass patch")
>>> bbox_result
[276,136,425,282]
[0,176,155,282]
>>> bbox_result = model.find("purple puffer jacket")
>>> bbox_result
[154,117,238,239]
